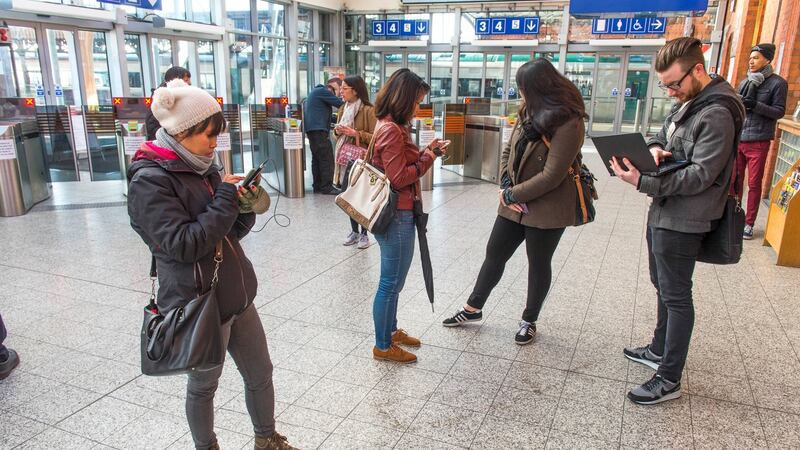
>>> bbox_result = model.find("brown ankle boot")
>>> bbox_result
[372,344,417,363]
[254,432,297,450]
[392,329,421,347]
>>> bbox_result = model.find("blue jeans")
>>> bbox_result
[373,210,416,351]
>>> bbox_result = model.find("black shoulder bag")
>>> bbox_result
[141,243,226,376]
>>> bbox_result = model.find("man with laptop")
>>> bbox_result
[607,37,744,404]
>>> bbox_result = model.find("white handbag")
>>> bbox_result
[335,123,398,234]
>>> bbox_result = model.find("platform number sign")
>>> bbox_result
[386,20,400,36]
[372,20,385,36]
[475,17,540,36]
[372,19,431,37]
[475,18,491,35]
[491,18,506,34]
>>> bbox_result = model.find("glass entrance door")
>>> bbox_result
[588,51,657,135]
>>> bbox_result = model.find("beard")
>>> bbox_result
[677,77,704,103]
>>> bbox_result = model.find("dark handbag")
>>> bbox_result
[569,162,598,226]
[141,243,226,376]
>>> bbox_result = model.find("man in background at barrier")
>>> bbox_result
[304,78,344,195]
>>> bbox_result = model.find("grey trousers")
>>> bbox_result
[186,303,275,450]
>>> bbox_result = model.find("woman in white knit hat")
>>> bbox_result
[127,79,296,450]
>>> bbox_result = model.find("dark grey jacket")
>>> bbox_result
[127,143,258,321]
[641,76,745,234]
[737,73,788,142]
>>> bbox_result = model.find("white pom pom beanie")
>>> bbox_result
[150,79,222,136]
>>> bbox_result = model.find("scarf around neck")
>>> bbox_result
[156,128,221,176]
[335,99,362,154]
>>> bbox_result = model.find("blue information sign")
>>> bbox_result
[371,20,430,37]
[99,0,162,10]
[491,18,506,34]
[414,20,429,35]
[372,20,385,36]
[570,0,707,14]
[507,17,524,34]
[523,17,540,34]
[475,18,491,35]
[385,20,400,36]
[592,17,666,35]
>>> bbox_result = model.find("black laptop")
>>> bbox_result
[591,133,690,177]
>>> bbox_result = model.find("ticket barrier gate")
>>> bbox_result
[219,103,245,175]
[0,98,51,216]
[113,97,150,195]
[249,98,305,198]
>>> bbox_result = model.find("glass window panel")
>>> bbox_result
[460,13,479,44]
[344,15,362,43]
[257,1,285,36]
[9,26,43,100]
[364,52,381,102]
[565,53,595,114]
[78,31,112,105]
[538,11,562,44]
[227,0,252,32]
[365,14,380,40]
[508,53,532,102]
[484,53,505,100]
[431,13,456,44]
[161,0,187,21]
[298,43,312,100]
[318,43,331,83]
[229,33,254,105]
[259,37,288,97]
[591,54,624,134]
[0,46,15,97]
[47,29,82,106]
[430,52,453,103]
[298,8,314,40]
[345,47,359,76]
[192,0,213,24]
[407,53,427,84]
[124,34,145,97]
[320,12,332,42]
[178,40,198,83]
[152,38,173,82]
[384,53,402,81]
[198,40,216,96]
[458,52,483,100]
[621,54,653,134]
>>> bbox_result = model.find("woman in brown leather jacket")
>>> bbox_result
[442,59,588,345]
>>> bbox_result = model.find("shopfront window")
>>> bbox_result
[229,33,254,105]
[257,1,285,36]
[10,26,43,100]
[227,0,252,32]
[298,8,314,40]
[124,34,145,97]
[198,40,216,95]
[259,37,288,98]
[431,52,453,103]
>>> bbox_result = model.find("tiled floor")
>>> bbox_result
[1,150,799,449]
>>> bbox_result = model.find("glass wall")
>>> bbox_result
[198,40,216,95]
[229,33,254,105]
[124,34,145,97]
[364,52,381,101]
[430,52,453,104]
[458,52,483,100]
[153,38,173,81]
[10,26,43,100]
[78,31,112,105]
[260,37,288,97]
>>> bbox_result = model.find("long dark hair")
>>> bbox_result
[516,59,587,140]
[343,75,372,107]
[375,69,430,125]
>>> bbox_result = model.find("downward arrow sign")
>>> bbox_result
[417,23,425,31]
[527,23,534,30]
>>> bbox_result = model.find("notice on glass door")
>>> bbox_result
[0,139,15,160]
[216,132,232,152]
[419,129,436,149]
[502,127,514,144]
[123,136,147,155]
[283,131,304,150]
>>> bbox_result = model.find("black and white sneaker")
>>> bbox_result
[623,345,662,370]
[515,321,536,345]
[628,374,682,405]
[442,308,482,327]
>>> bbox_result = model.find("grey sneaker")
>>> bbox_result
[628,374,681,405]
[343,232,359,246]
[357,233,370,249]
[623,345,662,370]
[514,321,536,345]
[743,224,754,240]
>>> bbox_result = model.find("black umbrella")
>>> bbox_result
[413,201,435,312]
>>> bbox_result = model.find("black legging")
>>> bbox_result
[467,215,565,323]
[350,218,367,234]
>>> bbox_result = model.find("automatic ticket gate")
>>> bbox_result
[219,103,245,175]
[249,98,305,198]
[113,97,150,195]
[0,97,51,216]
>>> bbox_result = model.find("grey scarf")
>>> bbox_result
[156,128,221,176]
[747,64,773,86]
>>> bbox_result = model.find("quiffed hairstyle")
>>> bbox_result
[374,69,430,125]
[655,37,705,72]
[516,59,587,141]
[343,75,373,107]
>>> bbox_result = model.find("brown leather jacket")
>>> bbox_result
[498,117,585,228]
[371,121,434,210]
[334,103,377,149]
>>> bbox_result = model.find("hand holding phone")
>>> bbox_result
[242,160,268,188]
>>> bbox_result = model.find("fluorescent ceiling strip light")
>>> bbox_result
[470,39,539,47]
[589,38,667,46]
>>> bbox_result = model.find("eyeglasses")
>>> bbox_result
[341,86,354,91]
[657,64,696,91]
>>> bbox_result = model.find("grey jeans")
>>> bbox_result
[186,303,275,450]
